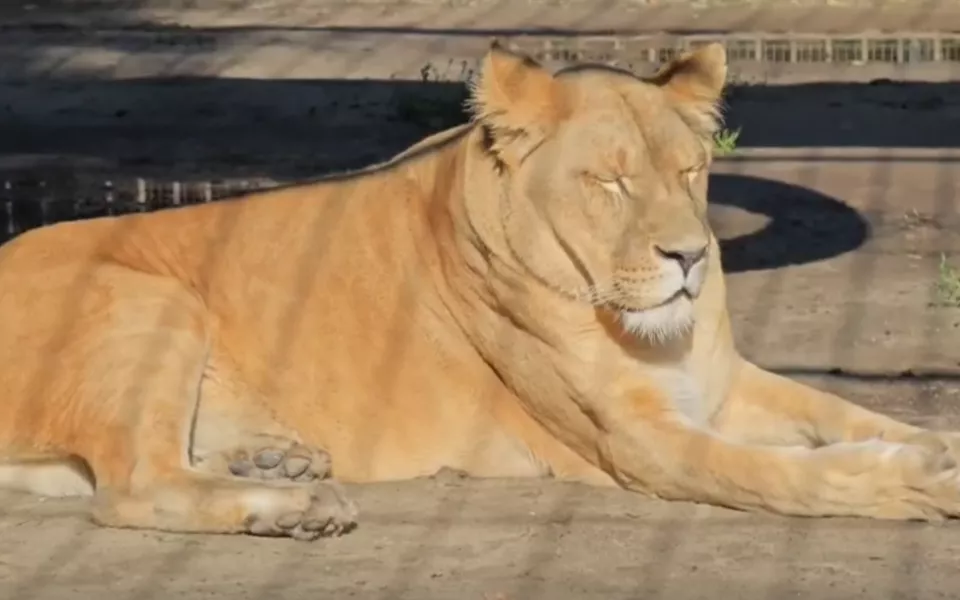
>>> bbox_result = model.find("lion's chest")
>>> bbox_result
[646,365,714,425]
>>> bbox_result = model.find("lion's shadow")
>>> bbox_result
[709,173,868,273]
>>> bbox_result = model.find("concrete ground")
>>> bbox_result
[3,2,960,599]
[4,0,960,32]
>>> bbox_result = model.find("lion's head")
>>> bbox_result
[466,42,727,342]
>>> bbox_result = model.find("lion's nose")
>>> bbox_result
[655,243,707,276]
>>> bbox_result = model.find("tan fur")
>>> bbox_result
[2,43,960,539]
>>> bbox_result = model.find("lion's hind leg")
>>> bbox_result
[92,474,357,539]
[46,268,356,539]
[188,377,337,483]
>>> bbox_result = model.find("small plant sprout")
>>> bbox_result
[936,253,960,308]
[712,127,741,157]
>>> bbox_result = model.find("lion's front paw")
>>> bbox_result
[810,440,960,520]
[227,439,333,483]
[244,480,358,541]
[895,440,960,520]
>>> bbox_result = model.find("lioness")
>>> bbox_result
[0,42,958,540]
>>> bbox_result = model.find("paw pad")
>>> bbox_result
[229,444,332,482]
[244,481,358,541]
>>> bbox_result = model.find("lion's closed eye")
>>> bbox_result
[592,175,631,198]
[680,162,706,186]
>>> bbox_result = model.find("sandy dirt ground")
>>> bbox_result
[4,3,960,599]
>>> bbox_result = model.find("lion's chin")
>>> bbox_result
[619,296,695,343]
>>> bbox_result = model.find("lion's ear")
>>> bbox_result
[651,43,727,134]
[652,42,727,103]
[468,41,567,162]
